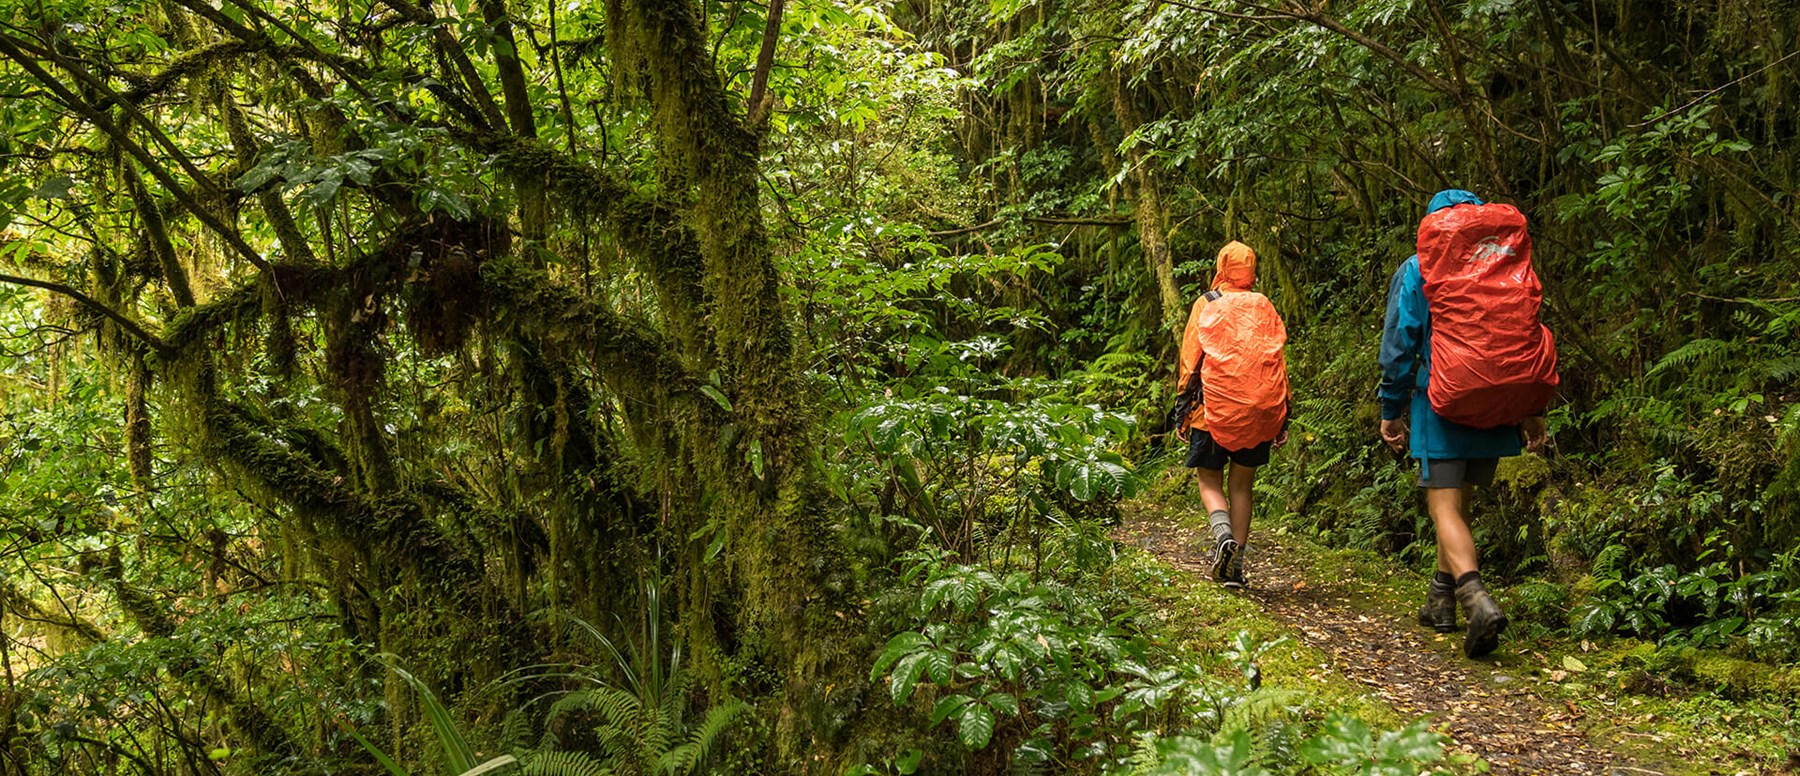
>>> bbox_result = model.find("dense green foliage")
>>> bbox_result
[0,0,1795,772]
[908,0,1800,657]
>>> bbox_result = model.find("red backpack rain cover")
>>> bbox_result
[1417,203,1559,429]
[1197,292,1288,449]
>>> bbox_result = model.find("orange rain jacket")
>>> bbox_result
[1175,242,1290,448]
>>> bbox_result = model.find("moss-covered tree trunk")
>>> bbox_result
[1112,77,1184,335]
[609,0,853,756]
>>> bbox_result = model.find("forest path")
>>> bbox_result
[1116,504,1675,776]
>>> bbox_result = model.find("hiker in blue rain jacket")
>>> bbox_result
[1378,189,1548,659]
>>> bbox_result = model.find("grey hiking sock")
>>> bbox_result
[1208,509,1233,545]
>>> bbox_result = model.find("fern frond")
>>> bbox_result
[1122,730,1162,775]
[593,726,634,762]
[1593,543,1628,577]
[656,665,690,728]
[522,750,610,776]
[1759,356,1800,384]
[640,706,675,769]
[549,687,641,732]
[1219,687,1307,734]
[1648,338,1733,377]
[654,699,748,776]
[501,708,533,757]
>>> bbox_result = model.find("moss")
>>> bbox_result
[1493,452,1552,490]
[476,134,710,358]
[1690,653,1800,701]
[597,0,859,757]
[126,353,152,486]
[114,39,267,105]
[163,215,509,360]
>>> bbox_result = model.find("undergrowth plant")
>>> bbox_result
[842,362,1139,564]
[860,543,1445,773]
[346,583,747,776]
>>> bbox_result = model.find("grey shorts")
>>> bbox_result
[1419,457,1498,489]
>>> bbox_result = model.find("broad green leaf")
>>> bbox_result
[889,652,927,704]
[923,648,953,684]
[956,702,994,750]
[929,694,972,725]
[870,632,928,681]
[895,747,923,774]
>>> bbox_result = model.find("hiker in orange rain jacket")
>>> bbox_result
[1173,241,1290,588]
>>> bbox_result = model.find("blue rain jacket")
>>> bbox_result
[1378,190,1523,462]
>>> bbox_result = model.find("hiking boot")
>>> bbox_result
[1417,576,1458,633]
[1454,577,1508,658]
[1225,543,1248,589]
[1212,538,1240,588]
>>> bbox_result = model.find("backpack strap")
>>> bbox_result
[1204,290,1223,302]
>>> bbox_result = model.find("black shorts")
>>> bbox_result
[1418,457,1498,488]
[1184,430,1272,470]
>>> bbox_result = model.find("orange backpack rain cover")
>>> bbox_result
[1417,203,1559,428]
[1197,292,1289,450]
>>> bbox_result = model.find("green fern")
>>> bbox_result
[540,584,746,776]
[522,750,610,776]
[1593,542,1629,578]
[1647,338,1734,377]
[548,686,642,731]
[655,699,748,775]
[1759,356,1800,384]
[501,708,533,756]
[1219,688,1307,735]
[1121,730,1164,775]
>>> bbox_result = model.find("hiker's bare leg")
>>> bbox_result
[1195,467,1229,514]
[1228,464,1256,544]
[1426,485,1479,577]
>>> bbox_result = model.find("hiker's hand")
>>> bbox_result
[1273,429,1289,449]
[1522,415,1548,452]
[1175,425,1189,443]
[1379,418,1407,453]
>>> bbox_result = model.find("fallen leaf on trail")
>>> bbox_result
[1562,655,1588,672]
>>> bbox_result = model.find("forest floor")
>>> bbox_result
[1115,496,1789,776]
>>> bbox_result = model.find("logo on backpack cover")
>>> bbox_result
[1468,235,1516,265]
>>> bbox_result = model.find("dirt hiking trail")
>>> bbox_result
[1118,505,1679,776]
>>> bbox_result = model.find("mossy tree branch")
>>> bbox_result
[0,272,171,356]
[122,163,196,308]
[0,34,273,275]
[474,134,710,359]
